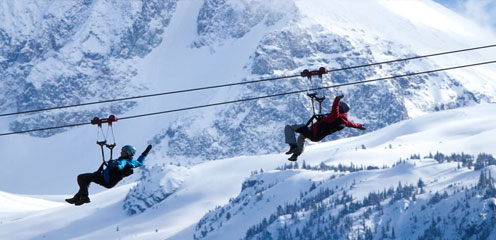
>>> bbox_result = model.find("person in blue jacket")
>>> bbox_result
[66,144,152,206]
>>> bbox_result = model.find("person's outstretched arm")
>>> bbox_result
[321,95,343,123]
[136,145,152,166]
[342,119,365,130]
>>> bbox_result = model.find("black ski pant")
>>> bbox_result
[75,171,109,198]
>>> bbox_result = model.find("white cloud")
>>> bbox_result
[456,0,496,31]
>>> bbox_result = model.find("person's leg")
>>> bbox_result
[73,172,102,205]
[285,124,305,154]
[285,124,306,144]
[76,173,95,197]
[288,135,305,161]
[66,172,92,204]
[297,134,305,153]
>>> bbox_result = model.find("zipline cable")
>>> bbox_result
[1,59,494,137]
[328,44,496,73]
[1,44,496,118]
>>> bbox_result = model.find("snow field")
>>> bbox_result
[1,103,495,239]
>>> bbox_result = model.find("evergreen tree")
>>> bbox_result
[417,178,425,188]
[257,230,273,240]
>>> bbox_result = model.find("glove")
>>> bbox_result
[142,145,152,156]
[358,124,366,131]
[336,95,344,99]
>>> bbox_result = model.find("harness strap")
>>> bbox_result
[307,93,317,116]
[97,161,105,174]
[92,115,118,166]
[315,96,326,114]
[305,115,315,127]
[305,113,330,128]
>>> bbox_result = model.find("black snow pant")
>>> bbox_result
[75,171,114,198]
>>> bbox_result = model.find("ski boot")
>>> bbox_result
[288,151,301,161]
[285,144,298,155]
[74,196,91,206]
[65,195,80,204]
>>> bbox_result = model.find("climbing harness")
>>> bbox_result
[91,115,118,171]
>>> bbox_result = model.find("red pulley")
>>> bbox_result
[300,67,328,79]
[91,117,103,126]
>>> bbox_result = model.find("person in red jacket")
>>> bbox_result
[284,95,365,161]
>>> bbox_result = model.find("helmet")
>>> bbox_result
[122,145,136,156]
[339,102,350,114]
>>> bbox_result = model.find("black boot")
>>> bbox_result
[74,196,91,206]
[285,144,298,155]
[65,194,80,204]
[288,151,301,161]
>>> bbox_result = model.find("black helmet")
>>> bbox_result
[339,102,350,113]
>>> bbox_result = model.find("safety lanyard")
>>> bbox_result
[91,115,118,166]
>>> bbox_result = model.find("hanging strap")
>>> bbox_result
[91,115,118,167]
[301,67,329,128]
[95,122,108,165]
[315,96,326,114]
[105,121,116,160]
[307,93,317,116]
[97,140,108,165]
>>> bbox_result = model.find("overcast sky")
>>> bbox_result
[434,0,496,32]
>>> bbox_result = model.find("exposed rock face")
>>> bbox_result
[0,0,177,136]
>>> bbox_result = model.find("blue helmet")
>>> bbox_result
[122,145,136,156]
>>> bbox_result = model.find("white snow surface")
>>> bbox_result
[0,103,495,239]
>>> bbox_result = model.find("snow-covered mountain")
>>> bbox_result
[1,103,495,239]
[153,0,496,161]
[1,0,496,195]
[2,0,496,239]
[0,0,177,137]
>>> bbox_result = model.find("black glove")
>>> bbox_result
[142,145,152,156]
[336,95,344,99]
[358,124,366,131]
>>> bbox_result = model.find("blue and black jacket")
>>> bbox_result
[101,154,146,188]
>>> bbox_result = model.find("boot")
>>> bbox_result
[285,144,298,155]
[65,194,80,204]
[288,151,301,161]
[65,196,78,204]
[74,196,91,206]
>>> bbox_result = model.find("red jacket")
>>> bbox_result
[308,97,362,141]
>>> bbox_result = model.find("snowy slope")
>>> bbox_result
[193,161,496,240]
[1,103,495,239]
[1,0,496,196]
[0,191,62,213]
[152,0,496,162]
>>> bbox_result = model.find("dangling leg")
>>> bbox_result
[66,172,99,205]
[66,173,91,204]
[74,172,100,205]
[285,124,305,155]
[297,134,305,154]
[288,135,305,161]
